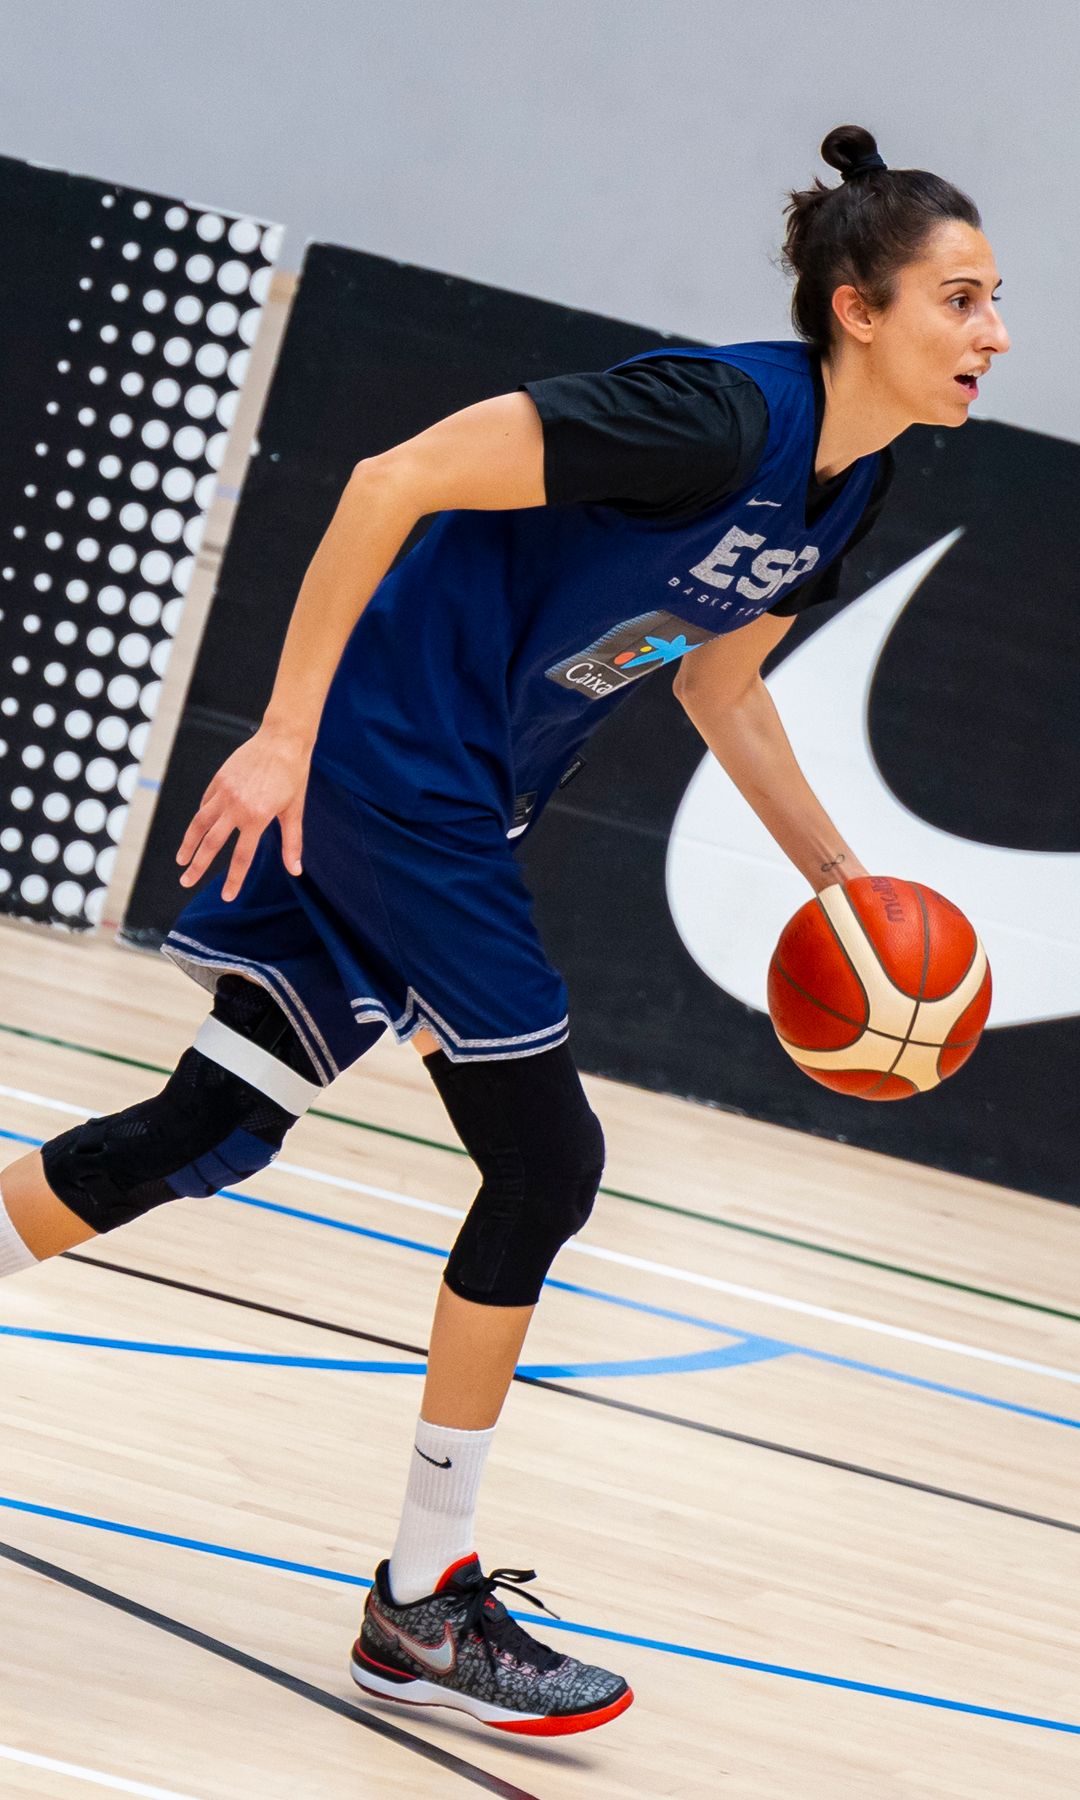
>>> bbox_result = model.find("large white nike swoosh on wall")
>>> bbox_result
[666,533,1080,1027]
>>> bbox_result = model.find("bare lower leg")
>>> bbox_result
[388,1283,533,1594]
[421,1282,534,1429]
[1,1150,96,1258]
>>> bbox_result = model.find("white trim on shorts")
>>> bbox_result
[163,931,568,1074]
[349,987,570,1063]
[162,933,340,1086]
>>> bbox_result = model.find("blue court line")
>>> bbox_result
[222,1192,1080,1428]
[0,1323,786,1381]
[4,1127,1076,1427]
[0,1326,426,1372]
[0,1494,354,1584]
[523,1339,791,1379]
[0,1492,1075,1737]
[227,1190,451,1259]
[541,1271,766,1333]
[796,1347,1080,1431]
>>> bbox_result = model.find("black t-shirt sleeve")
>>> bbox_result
[768,446,895,617]
[521,353,894,610]
[522,356,769,520]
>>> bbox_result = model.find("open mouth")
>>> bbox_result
[955,372,980,396]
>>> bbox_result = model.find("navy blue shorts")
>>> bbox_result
[163,764,569,1085]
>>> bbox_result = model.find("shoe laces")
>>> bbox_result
[459,1567,564,1679]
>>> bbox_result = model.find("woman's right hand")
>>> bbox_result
[176,722,311,902]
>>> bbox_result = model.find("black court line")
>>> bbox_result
[514,1378,1080,1538]
[0,1536,539,1800]
[62,1249,431,1357]
[64,1250,1080,1539]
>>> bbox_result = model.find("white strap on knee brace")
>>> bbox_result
[194,1015,324,1116]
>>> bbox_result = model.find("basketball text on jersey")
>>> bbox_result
[687,526,820,603]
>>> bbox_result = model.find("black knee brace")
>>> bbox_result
[42,976,320,1235]
[425,1042,605,1308]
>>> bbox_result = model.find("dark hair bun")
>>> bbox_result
[820,125,880,178]
[782,129,980,350]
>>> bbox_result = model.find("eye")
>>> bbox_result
[949,293,971,312]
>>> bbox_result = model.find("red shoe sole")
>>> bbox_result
[487,1686,634,1736]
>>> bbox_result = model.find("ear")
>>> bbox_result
[830,283,876,345]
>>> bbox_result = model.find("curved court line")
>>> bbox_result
[3,1123,1077,1424]
[66,1248,1080,1537]
[0,1743,200,1800]
[4,1032,1078,1329]
[0,1494,1075,1737]
[0,1322,787,1381]
[223,1195,1080,1418]
[525,1339,790,1378]
[3,1307,1075,1426]
[2,1106,1077,1390]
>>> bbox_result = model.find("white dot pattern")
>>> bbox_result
[1,171,279,926]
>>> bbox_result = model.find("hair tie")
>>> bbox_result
[843,152,887,181]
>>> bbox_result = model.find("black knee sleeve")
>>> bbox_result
[425,1042,605,1308]
[41,976,316,1234]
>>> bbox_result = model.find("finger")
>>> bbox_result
[280,809,304,877]
[176,801,223,867]
[221,826,263,903]
[178,820,234,889]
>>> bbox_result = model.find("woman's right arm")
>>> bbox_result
[176,391,546,900]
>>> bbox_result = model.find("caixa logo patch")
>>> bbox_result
[546,610,712,699]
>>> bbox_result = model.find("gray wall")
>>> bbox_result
[0,0,1071,437]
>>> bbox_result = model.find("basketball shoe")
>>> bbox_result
[349,1555,633,1735]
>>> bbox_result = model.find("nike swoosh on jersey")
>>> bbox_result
[746,497,782,507]
[368,1600,458,1675]
[666,530,1080,1026]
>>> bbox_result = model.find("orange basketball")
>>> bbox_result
[767,875,991,1100]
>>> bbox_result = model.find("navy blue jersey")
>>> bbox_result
[312,341,881,836]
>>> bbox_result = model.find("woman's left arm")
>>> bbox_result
[672,611,868,893]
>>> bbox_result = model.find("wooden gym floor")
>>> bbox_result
[0,924,1077,1798]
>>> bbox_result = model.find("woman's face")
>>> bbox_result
[855,220,1010,426]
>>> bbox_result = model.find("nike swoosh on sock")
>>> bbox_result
[415,1447,453,1469]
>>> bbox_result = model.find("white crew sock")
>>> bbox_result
[388,1416,496,1604]
[0,1183,39,1277]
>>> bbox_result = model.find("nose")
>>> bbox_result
[984,307,1011,356]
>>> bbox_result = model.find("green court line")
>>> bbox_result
[3,1017,1078,1329]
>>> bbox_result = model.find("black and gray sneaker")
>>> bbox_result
[350,1555,633,1735]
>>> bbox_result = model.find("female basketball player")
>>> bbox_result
[0,127,1008,1734]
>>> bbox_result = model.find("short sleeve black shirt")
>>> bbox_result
[522,354,893,616]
